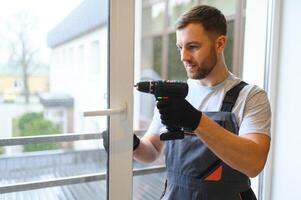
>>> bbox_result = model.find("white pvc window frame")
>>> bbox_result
[260,0,281,200]
[108,0,135,199]
[243,0,281,199]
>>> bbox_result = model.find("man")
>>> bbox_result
[134,5,270,200]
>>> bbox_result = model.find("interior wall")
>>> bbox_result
[270,0,301,199]
[243,0,301,199]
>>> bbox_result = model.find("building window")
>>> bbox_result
[168,0,199,27]
[90,41,100,74]
[141,36,163,77]
[78,45,85,72]
[142,1,166,34]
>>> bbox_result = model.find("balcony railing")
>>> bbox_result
[0,131,166,194]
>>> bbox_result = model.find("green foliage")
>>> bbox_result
[153,36,163,77]
[168,33,187,80]
[224,20,234,72]
[0,146,4,155]
[12,118,20,137]
[14,112,61,152]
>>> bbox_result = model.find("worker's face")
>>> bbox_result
[176,23,218,80]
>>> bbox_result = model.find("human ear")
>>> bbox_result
[216,35,227,53]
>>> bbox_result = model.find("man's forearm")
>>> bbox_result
[133,135,163,163]
[195,115,270,177]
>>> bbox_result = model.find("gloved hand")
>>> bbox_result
[156,99,202,131]
[102,130,140,152]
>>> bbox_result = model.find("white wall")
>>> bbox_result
[270,0,301,199]
[244,0,301,199]
[49,27,108,150]
[50,28,107,115]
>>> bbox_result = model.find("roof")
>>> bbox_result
[0,149,166,199]
[47,0,108,48]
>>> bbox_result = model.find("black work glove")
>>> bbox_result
[156,99,202,131]
[102,130,140,152]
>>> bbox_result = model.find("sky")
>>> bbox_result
[0,0,84,63]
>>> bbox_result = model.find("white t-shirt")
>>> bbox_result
[146,73,271,137]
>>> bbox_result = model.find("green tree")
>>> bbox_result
[15,112,60,152]
[3,11,43,103]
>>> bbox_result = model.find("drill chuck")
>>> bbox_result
[135,80,188,98]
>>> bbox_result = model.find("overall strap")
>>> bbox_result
[221,81,248,112]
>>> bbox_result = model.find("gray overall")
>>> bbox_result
[161,81,257,200]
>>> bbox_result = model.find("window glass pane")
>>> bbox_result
[90,41,100,74]
[134,2,166,200]
[142,1,166,34]
[139,35,163,130]
[168,0,199,27]
[0,0,109,198]
[201,0,236,16]
[135,0,250,199]
[168,33,186,80]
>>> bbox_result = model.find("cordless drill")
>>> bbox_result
[135,80,189,141]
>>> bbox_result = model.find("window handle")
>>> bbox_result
[83,103,126,117]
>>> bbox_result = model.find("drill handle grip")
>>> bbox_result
[160,127,185,141]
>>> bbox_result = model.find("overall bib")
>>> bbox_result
[161,81,257,200]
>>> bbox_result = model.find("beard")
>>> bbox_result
[186,47,218,80]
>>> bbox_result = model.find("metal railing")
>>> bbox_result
[0,131,166,194]
[0,132,102,146]
[0,165,166,194]
[0,130,145,146]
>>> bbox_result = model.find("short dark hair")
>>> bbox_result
[176,5,227,36]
